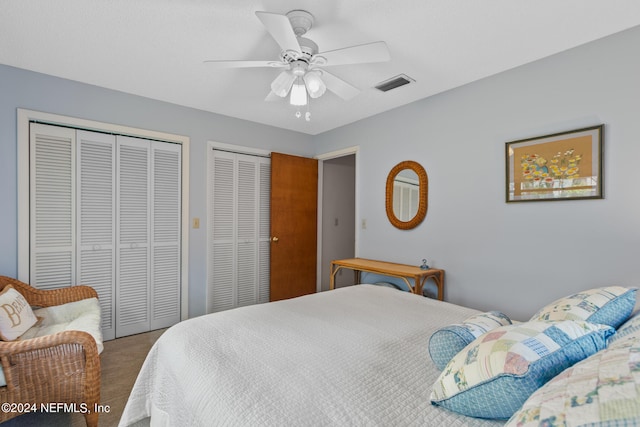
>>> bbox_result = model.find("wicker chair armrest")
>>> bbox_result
[0,276,98,307]
[0,330,99,359]
[0,331,100,389]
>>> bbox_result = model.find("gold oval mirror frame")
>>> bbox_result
[385,160,428,230]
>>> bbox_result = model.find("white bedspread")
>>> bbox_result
[119,285,506,427]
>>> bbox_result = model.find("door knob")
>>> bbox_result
[271,236,279,242]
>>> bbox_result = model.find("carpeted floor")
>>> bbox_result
[1,328,166,427]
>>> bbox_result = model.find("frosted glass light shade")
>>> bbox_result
[271,71,295,97]
[304,71,326,98]
[290,79,307,106]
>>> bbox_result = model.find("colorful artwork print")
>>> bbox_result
[516,136,592,198]
[520,148,582,184]
[506,125,603,202]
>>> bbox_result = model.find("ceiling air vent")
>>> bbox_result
[375,74,415,92]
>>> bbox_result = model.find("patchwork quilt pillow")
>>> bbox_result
[506,334,640,427]
[0,285,39,341]
[530,286,636,328]
[429,311,512,370]
[609,311,640,346]
[430,320,614,419]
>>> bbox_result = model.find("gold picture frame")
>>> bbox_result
[505,125,604,202]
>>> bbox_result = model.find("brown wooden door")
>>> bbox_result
[270,152,318,301]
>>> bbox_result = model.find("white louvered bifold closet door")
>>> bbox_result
[207,149,270,313]
[29,125,182,340]
[116,136,182,337]
[209,151,234,312]
[150,142,181,330]
[116,136,151,338]
[30,124,76,289]
[77,130,117,340]
[257,159,270,304]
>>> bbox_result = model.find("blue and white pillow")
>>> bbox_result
[530,286,636,328]
[360,272,412,292]
[429,311,512,370]
[430,320,614,419]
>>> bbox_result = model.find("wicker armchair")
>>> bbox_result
[0,276,101,427]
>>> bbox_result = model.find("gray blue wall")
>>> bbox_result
[314,25,640,320]
[0,64,313,317]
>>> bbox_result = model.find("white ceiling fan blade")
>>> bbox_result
[255,11,301,54]
[203,60,288,69]
[320,70,360,100]
[317,41,390,66]
[264,91,282,102]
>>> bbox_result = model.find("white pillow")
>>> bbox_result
[0,285,39,341]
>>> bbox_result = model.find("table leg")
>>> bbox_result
[431,271,444,301]
[330,264,341,290]
[415,271,444,301]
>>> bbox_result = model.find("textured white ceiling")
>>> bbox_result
[2,0,639,135]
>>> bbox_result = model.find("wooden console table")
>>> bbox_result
[329,258,445,301]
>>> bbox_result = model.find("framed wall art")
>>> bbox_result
[505,125,603,202]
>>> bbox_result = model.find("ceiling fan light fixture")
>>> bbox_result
[290,77,308,106]
[206,9,390,121]
[271,71,295,97]
[304,71,326,98]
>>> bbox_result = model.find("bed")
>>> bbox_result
[119,283,640,427]
[119,285,505,426]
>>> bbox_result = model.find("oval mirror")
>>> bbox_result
[385,161,428,230]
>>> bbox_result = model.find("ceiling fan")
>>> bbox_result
[204,10,391,120]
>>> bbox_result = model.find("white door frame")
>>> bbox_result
[314,146,359,293]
